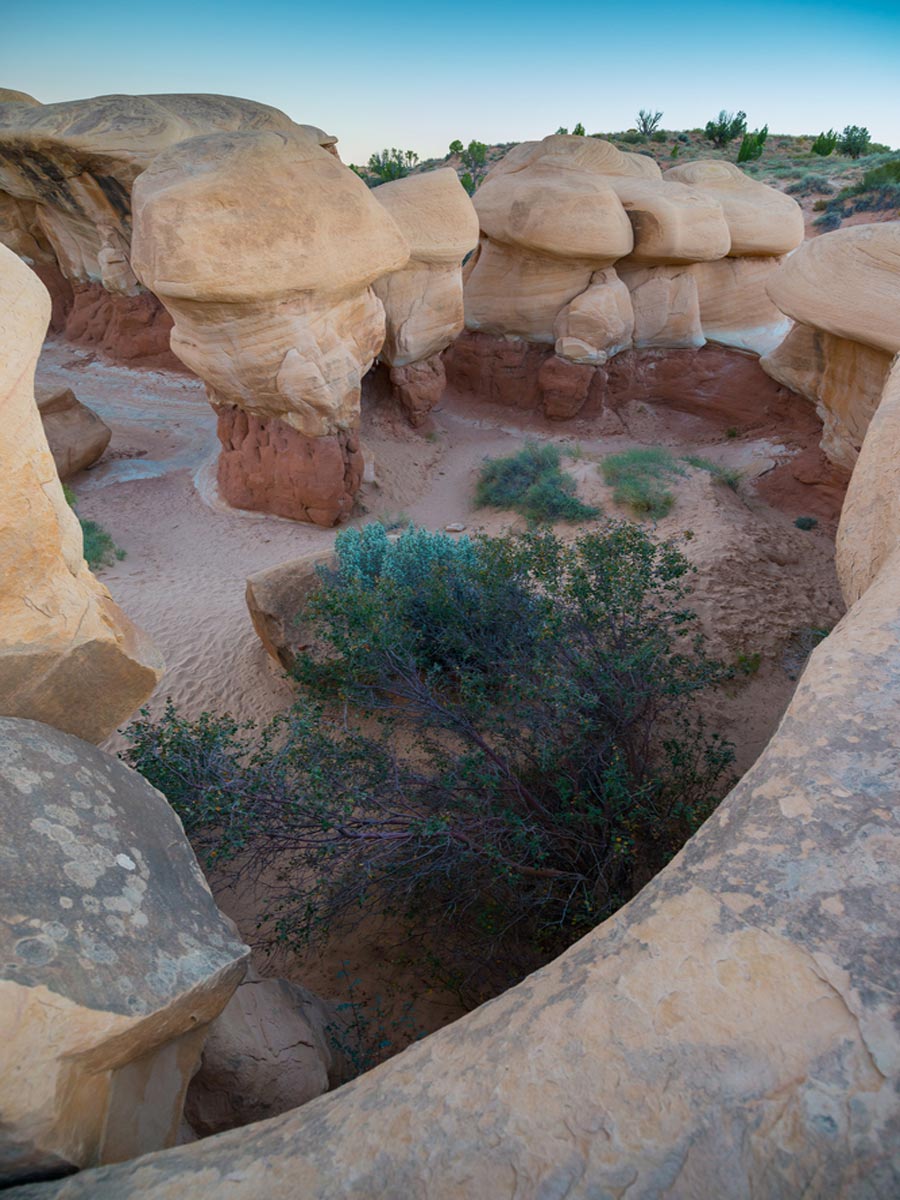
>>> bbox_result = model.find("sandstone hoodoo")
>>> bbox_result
[0,243,162,742]
[372,168,480,424]
[130,125,410,524]
[0,717,249,1186]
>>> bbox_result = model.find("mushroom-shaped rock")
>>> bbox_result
[0,717,249,1186]
[463,138,798,380]
[762,223,900,468]
[372,169,479,423]
[0,92,338,364]
[35,383,111,479]
[0,244,163,742]
[664,159,805,256]
[132,127,409,524]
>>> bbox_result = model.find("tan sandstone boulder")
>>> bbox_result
[131,126,409,524]
[35,383,111,479]
[0,716,249,1186]
[836,356,900,605]
[0,244,163,743]
[184,961,344,1137]
[664,159,805,256]
[245,550,335,670]
[762,223,900,468]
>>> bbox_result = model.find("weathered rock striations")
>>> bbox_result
[763,223,900,469]
[371,169,479,424]
[0,717,248,1186]
[131,126,409,524]
[0,244,162,742]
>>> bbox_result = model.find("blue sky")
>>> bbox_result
[3,0,898,165]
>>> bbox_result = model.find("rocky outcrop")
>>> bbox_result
[35,383,110,479]
[131,126,409,525]
[184,962,343,1137]
[371,169,479,424]
[0,717,248,1186]
[762,223,900,470]
[463,135,802,370]
[0,243,163,742]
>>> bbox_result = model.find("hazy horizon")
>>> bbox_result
[4,0,898,165]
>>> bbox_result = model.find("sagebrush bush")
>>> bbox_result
[126,524,733,1004]
[475,442,599,523]
[681,455,742,492]
[601,447,684,518]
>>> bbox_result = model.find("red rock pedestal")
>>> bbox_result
[30,268,181,370]
[444,330,817,437]
[215,406,364,526]
[389,353,447,426]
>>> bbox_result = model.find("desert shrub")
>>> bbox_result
[677,132,690,143]
[705,109,747,148]
[80,520,126,569]
[620,130,648,145]
[367,148,419,184]
[601,446,685,518]
[62,485,125,568]
[681,455,742,491]
[448,139,463,156]
[126,525,733,1001]
[813,209,843,231]
[475,442,599,523]
[670,144,680,158]
[572,122,585,137]
[459,171,476,195]
[737,124,768,163]
[651,130,667,143]
[837,125,871,159]
[461,140,487,171]
[811,129,838,156]
[794,515,818,531]
[636,108,664,135]
[786,173,835,196]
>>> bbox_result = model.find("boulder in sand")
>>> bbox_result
[35,383,110,479]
